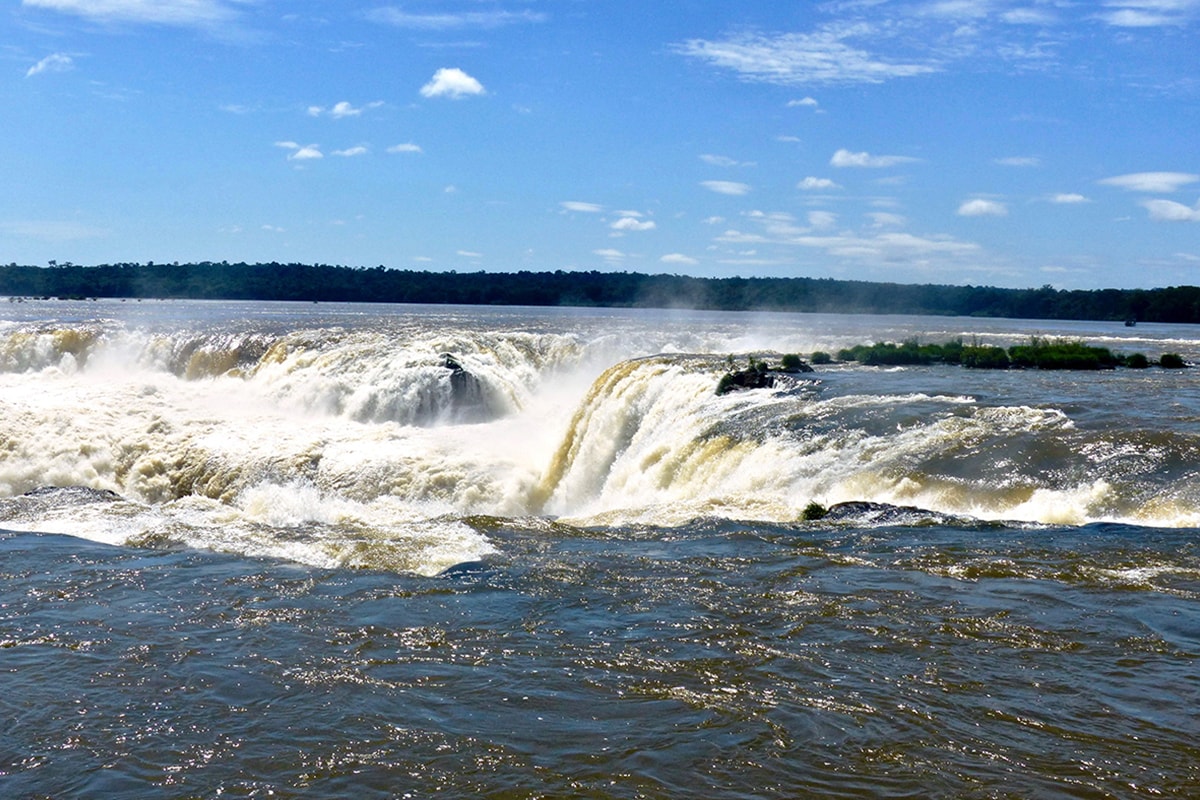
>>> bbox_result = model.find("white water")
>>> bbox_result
[4,299,1200,572]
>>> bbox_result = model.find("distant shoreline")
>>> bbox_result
[3,262,1197,324]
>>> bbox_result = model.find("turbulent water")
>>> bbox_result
[2,299,1199,798]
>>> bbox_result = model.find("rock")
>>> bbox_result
[21,486,122,505]
[440,353,487,421]
[816,501,959,526]
[715,355,813,395]
[716,368,777,395]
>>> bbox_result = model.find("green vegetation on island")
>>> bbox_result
[6,262,1200,324]
[834,337,1188,371]
[716,338,1188,396]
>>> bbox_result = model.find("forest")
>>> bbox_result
[4,261,1200,324]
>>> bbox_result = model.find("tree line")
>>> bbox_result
[3,261,1200,323]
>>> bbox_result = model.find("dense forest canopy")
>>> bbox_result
[4,261,1200,324]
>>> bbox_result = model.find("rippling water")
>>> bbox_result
[2,300,1199,797]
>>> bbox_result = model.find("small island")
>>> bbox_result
[716,337,1188,394]
[833,337,1188,371]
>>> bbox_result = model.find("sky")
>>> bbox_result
[2,0,1199,290]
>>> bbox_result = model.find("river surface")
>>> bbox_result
[2,299,1198,798]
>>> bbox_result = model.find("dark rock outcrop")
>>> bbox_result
[716,356,814,395]
[803,500,960,526]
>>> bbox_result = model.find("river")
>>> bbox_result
[2,299,1198,797]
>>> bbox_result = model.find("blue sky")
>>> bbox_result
[3,0,1199,289]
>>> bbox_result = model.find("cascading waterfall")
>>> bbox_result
[5,302,1200,572]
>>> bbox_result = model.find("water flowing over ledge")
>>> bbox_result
[3,300,1200,572]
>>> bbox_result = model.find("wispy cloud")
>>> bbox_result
[1098,0,1200,27]
[958,198,1009,217]
[868,212,907,228]
[22,0,241,27]
[1050,193,1090,204]
[611,217,657,232]
[387,143,423,154]
[808,210,839,229]
[420,67,485,99]
[561,201,604,213]
[25,52,74,77]
[275,141,323,161]
[366,8,547,30]
[995,156,1041,167]
[332,146,369,157]
[675,26,938,86]
[661,253,699,266]
[1099,171,1200,192]
[787,96,820,108]
[1002,8,1060,25]
[830,149,918,168]
[798,176,842,190]
[716,217,982,264]
[701,180,752,196]
[308,101,384,119]
[1142,198,1200,221]
[700,154,754,168]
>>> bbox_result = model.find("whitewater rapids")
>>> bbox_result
[3,298,1200,573]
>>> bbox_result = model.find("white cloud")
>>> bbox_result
[611,217,657,232]
[787,96,820,107]
[366,8,546,30]
[661,253,699,266]
[1142,198,1200,221]
[702,216,726,225]
[26,52,74,78]
[798,176,842,190]
[808,211,838,229]
[22,0,240,26]
[701,180,752,196]
[830,149,918,168]
[1099,1,1200,27]
[675,27,938,86]
[1099,172,1200,193]
[921,0,992,19]
[958,198,1009,216]
[308,101,384,119]
[457,250,483,258]
[1050,193,1090,204]
[700,154,754,167]
[593,248,626,260]
[332,146,369,157]
[868,212,906,227]
[275,141,323,161]
[717,225,981,260]
[420,67,485,99]
[1002,8,1058,24]
[561,201,604,213]
[387,143,423,154]
[995,156,1041,167]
